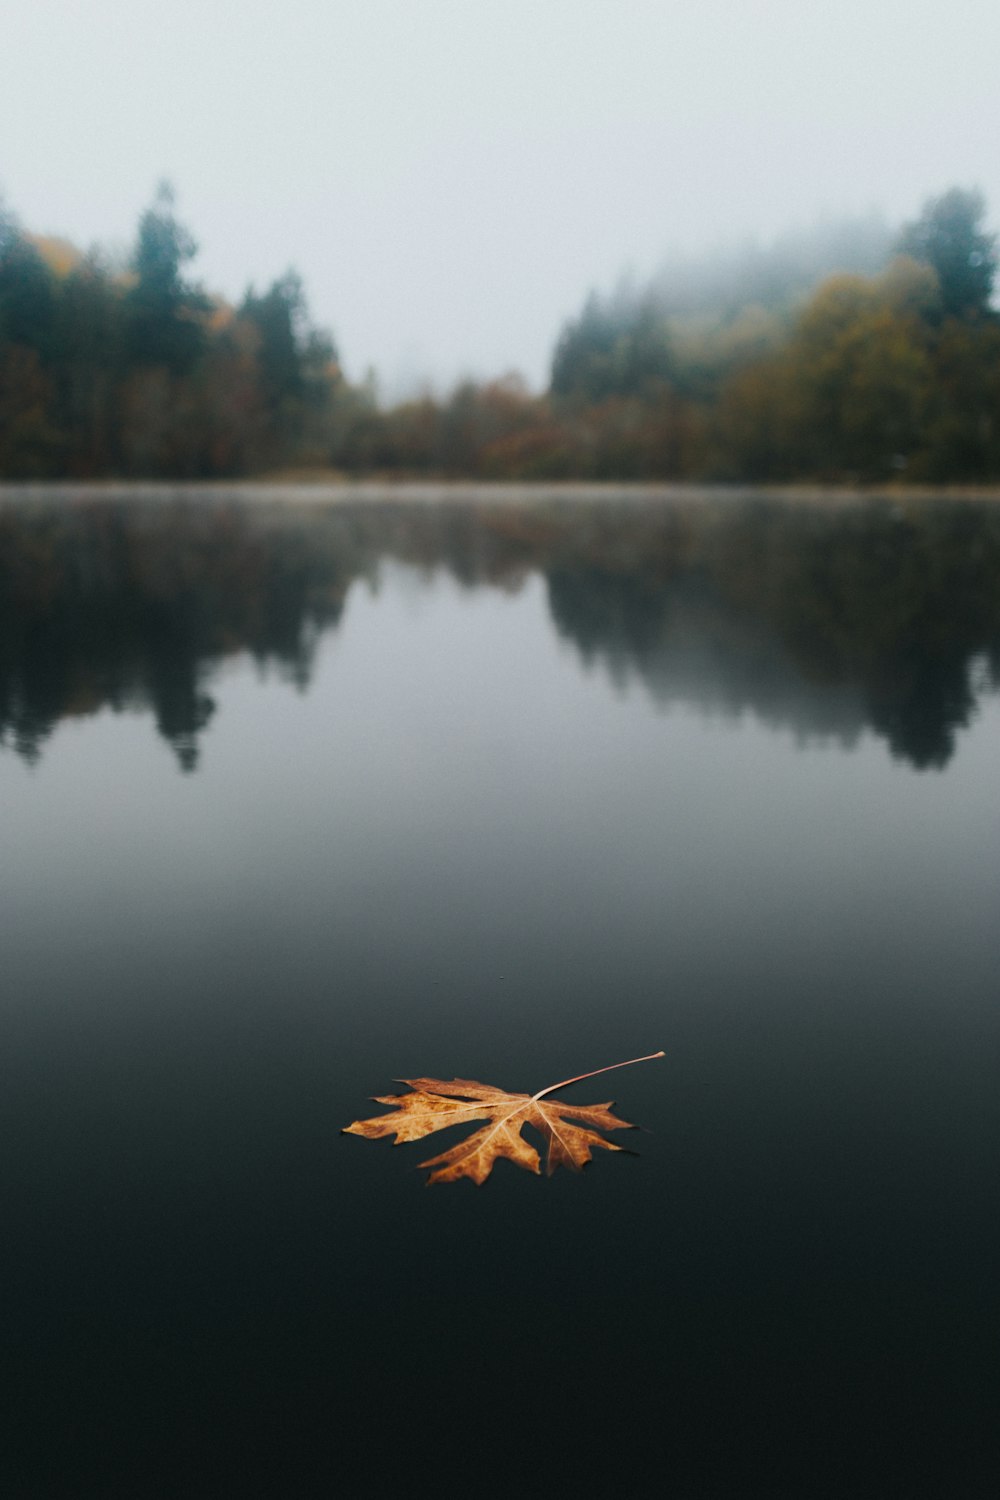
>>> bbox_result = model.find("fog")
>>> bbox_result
[2,0,999,392]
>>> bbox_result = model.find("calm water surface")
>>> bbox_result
[2,489,998,1496]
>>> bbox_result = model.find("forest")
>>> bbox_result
[1,183,998,482]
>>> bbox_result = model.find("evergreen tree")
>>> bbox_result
[0,215,57,358]
[126,181,207,371]
[898,188,997,318]
[241,271,338,463]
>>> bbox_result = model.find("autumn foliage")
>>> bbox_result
[1,184,999,482]
[0,183,340,479]
[344,1053,664,1185]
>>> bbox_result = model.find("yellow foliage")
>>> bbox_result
[28,234,82,278]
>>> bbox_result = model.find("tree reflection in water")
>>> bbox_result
[1,491,998,771]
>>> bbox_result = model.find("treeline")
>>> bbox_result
[333,192,1000,482]
[1,185,998,481]
[0,183,342,477]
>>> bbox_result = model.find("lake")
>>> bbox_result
[2,486,998,1497]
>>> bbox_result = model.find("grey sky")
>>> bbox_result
[4,0,999,395]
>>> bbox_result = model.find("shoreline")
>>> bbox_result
[4,478,1000,506]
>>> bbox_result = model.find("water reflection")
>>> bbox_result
[0,499,349,770]
[4,488,999,1497]
[1,490,998,770]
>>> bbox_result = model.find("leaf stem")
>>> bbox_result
[532,1050,665,1101]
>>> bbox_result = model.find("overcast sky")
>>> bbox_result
[4,0,999,395]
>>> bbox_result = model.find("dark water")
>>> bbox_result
[2,489,998,1497]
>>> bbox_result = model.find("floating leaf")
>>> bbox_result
[343,1050,664,1185]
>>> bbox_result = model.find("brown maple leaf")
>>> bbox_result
[342,1051,664,1185]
